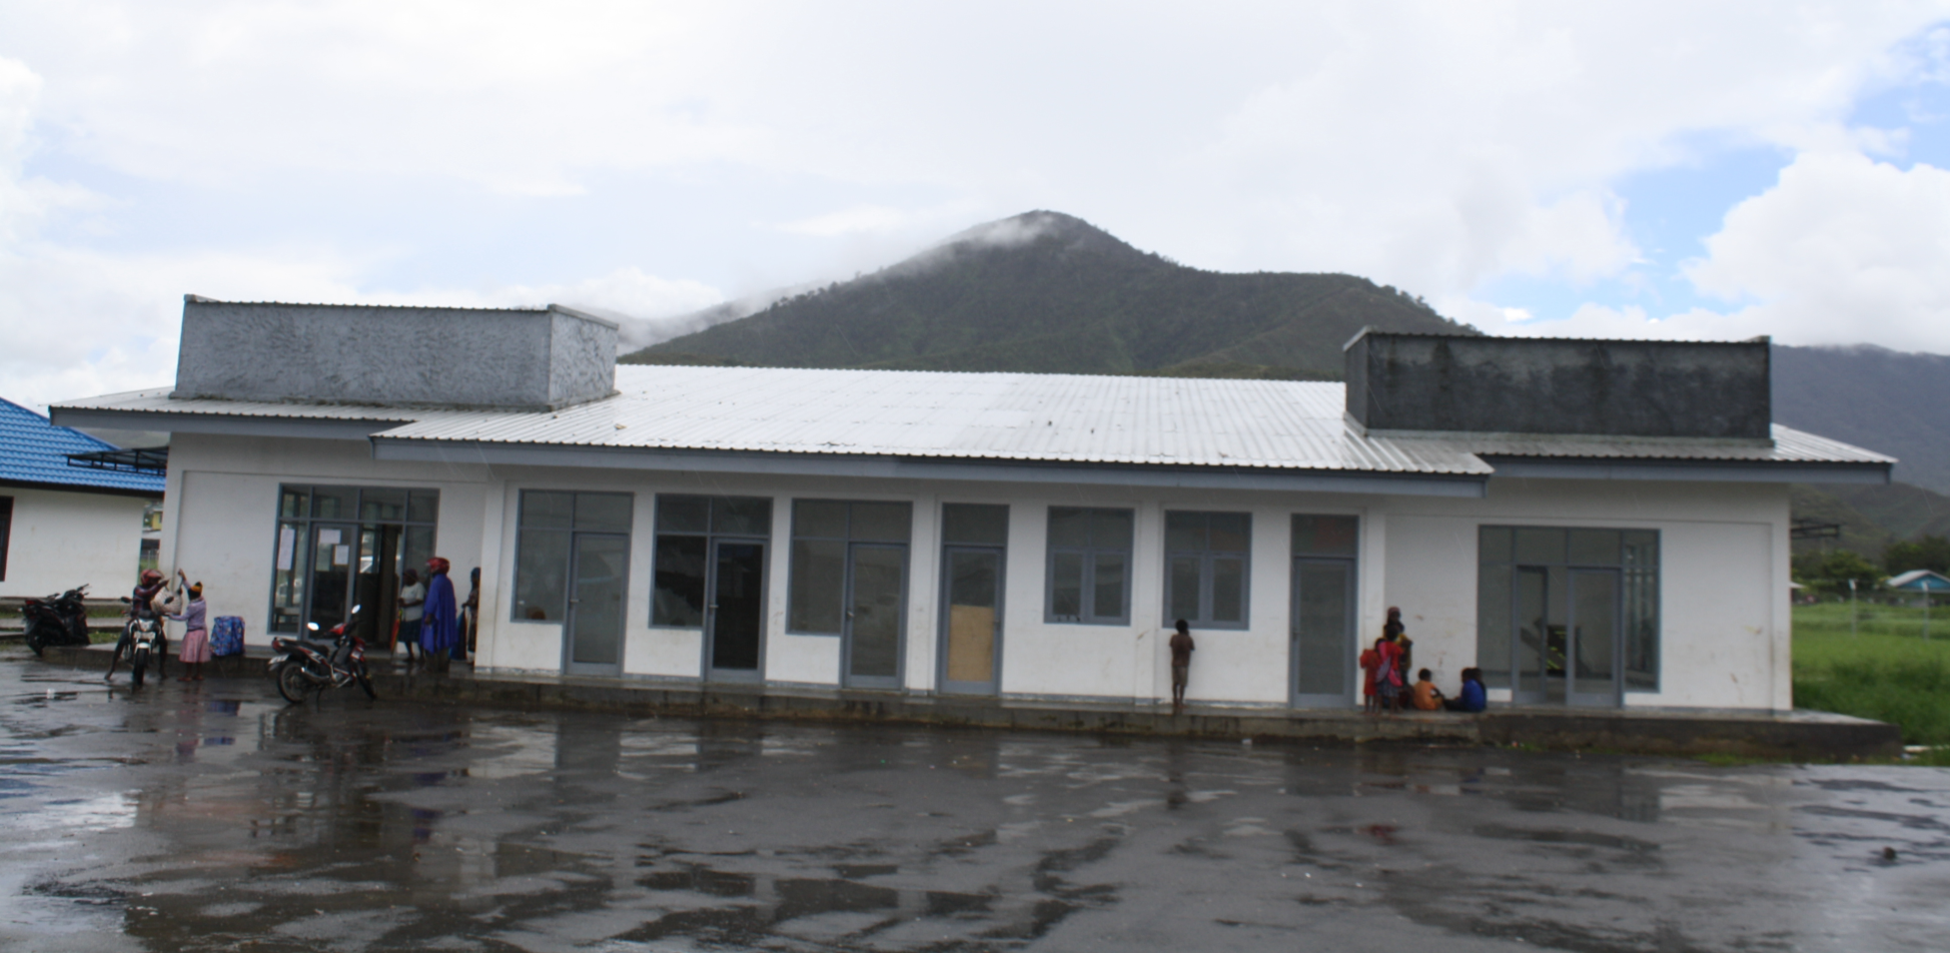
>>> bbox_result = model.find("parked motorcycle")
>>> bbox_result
[23,585,90,656]
[269,605,376,703]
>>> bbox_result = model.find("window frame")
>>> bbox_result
[1162,510,1252,630]
[649,494,773,629]
[1044,506,1135,626]
[510,489,633,625]
[786,499,914,636]
[1475,524,1660,693]
[267,484,439,635]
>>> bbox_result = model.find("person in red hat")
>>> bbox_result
[106,569,169,683]
[419,557,460,673]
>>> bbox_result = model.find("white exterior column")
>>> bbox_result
[475,475,509,669]
[904,491,941,693]
[1360,507,1388,665]
[1769,504,1794,712]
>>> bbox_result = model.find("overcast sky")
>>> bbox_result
[6,1,1950,409]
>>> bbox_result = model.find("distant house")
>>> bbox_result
[52,296,1893,711]
[0,398,165,600]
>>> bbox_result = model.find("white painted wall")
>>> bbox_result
[161,430,1792,710]
[1377,479,1789,711]
[0,487,150,599]
[164,432,494,650]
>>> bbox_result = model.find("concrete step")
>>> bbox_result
[22,643,1902,760]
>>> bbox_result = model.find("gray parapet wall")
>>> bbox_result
[1345,330,1772,439]
[171,295,619,410]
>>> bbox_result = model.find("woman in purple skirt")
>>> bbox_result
[170,573,211,682]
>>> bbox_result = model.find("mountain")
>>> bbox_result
[1773,344,1950,495]
[623,211,1475,378]
[623,210,1950,512]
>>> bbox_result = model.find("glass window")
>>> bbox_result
[576,492,633,533]
[652,536,708,627]
[514,527,570,621]
[1046,507,1134,625]
[794,500,848,539]
[850,502,912,542]
[789,539,847,633]
[714,497,772,537]
[657,495,709,534]
[407,490,440,524]
[1479,525,1659,692]
[513,490,632,623]
[1513,527,1565,565]
[521,491,574,529]
[1163,511,1251,628]
[268,484,438,634]
[311,486,357,520]
[651,495,772,627]
[943,503,1008,546]
[1292,515,1359,556]
[360,488,407,522]
[787,500,914,634]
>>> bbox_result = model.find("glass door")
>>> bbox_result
[305,522,359,634]
[939,547,1003,695]
[1290,557,1355,707]
[1568,569,1622,708]
[565,533,629,675]
[844,543,907,689]
[706,540,766,680]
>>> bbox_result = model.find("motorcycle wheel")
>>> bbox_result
[131,652,147,689]
[358,671,376,699]
[25,624,46,657]
[275,662,316,704]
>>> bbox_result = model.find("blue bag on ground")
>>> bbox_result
[210,616,245,657]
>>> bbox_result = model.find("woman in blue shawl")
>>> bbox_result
[419,557,461,672]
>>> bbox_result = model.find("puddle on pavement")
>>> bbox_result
[0,659,1947,951]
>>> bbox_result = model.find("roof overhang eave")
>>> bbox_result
[369,437,1490,498]
[1481,455,1893,484]
[50,406,410,441]
[0,476,165,500]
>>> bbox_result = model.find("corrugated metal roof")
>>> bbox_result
[57,367,1893,475]
[367,367,1487,474]
[0,397,166,494]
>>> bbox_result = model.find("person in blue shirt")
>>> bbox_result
[1444,667,1487,713]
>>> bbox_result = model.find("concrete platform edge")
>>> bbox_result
[29,645,1903,759]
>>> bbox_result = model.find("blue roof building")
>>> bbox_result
[0,397,162,598]
[0,398,165,497]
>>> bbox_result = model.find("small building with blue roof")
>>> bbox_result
[0,397,164,600]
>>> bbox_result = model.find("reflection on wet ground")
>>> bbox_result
[1,656,1947,952]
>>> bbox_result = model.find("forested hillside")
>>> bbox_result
[624,211,1473,379]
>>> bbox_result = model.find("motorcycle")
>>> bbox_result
[121,602,163,689]
[23,585,90,656]
[269,604,376,703]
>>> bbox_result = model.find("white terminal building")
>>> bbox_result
[53,296,1892,712]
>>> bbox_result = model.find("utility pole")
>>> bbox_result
[1849,578,1857,639]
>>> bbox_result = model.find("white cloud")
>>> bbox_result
[1685,151,1950,350]
[5,1,1950,402]
[1495,152,1950,352]
[0,49,726,410]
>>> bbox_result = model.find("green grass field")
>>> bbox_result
[1793,601,1950,757]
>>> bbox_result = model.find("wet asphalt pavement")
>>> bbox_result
[1,653,1947,953]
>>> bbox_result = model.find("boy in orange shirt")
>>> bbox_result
[1411,668,1445,711]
